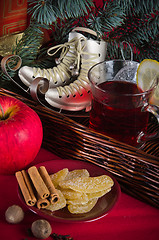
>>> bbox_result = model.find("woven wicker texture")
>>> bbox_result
[0,88,158,208]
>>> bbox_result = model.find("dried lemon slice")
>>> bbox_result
[136,59,159,106]
[50,168,69,188]
[46,189,66,211]
[59,175,114,193]
[68,198,98,214]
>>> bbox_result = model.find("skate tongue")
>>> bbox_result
[68,30,87,41]
[69,27,100,41]
[72,27,98,38]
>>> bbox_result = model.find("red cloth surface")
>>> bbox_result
[0,148,159,240]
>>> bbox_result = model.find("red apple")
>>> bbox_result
[0,95,43,175]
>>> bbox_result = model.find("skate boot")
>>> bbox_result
[18,31,87,88]
[45,31,107,112]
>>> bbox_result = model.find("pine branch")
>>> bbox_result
[26,0,159,62]
[116,0,159,16]
[87,1,125,36]
[49,0,125,41]
[107,10,159,61]
[1,0,158,87]
[28,0,60,25]
[12,20,59,68]
[0,20,46,86]
[28,0,94,25]
[57,0,94,19]
[12,21,45,66]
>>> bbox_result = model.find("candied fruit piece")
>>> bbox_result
[68,198,98,214]
[59,175,114,193]
[50,168,69,188]
[67,193,89,205]
[65,169,90,180]
[60,188,83,200]
[87,188,111,200]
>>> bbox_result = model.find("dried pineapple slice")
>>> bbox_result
[59,175,114,193]
[46,189,66,211]
[50,168,69,188]
[68,198,98,214]
[65,169,90,180]
[67,193,89,205]
[87,188,111,200]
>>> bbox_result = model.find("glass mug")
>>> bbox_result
[88,60,159,147]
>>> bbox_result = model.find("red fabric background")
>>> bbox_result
[0,148,159,240]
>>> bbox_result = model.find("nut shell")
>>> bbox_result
[5,205,24,224]
[31,219,52,239]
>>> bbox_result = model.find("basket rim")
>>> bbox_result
[0,87,159,166]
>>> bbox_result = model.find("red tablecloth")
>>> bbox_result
[0,148,159,240]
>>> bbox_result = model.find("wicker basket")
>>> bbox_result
[0,88,159,208]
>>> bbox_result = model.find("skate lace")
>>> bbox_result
[32,37,84,84]
[57,47,98,97]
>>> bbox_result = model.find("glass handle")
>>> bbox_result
[147,104,159,124]
[137,104,159,144]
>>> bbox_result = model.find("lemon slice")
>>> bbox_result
[136,59,159,106]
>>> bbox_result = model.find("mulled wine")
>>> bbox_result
[89,80,149,146]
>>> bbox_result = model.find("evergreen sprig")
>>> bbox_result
[116,0,159,16]
[49,0,159,61]
[12,21,45,66]
[87,1,125,35]
[57,0,94,19]
[28,0,94,25]
[28,0,60,25]
[1,0,159,90]
[14,0,159,63]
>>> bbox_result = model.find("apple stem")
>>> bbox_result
[0,104,5,119]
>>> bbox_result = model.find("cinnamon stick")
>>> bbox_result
[15,170,37,206]
[28,166,50,199]
[36,194,50,209]
[38,166,59,204]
